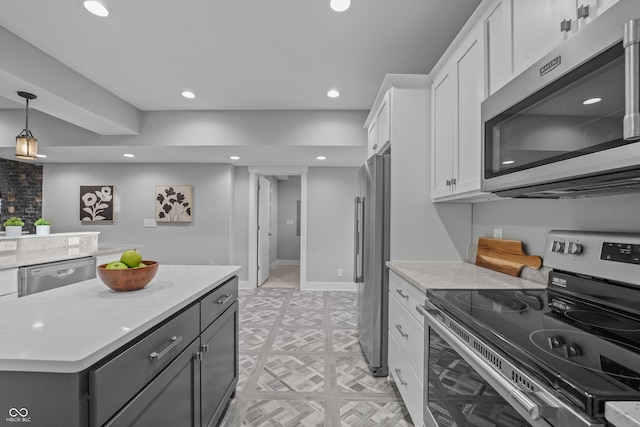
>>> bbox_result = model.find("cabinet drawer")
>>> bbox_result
[104,338,201,427]
[389,293,424,380]
[200,277,238,332]
[89,303,200,427]
[389,270,425,324]
[388,333,424,427]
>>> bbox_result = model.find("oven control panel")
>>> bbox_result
[545,230,640,286]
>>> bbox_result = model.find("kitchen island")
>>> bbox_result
[0,264,240,427]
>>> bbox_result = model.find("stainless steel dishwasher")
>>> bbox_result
[18,256,97,297]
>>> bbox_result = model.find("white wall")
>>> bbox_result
[42,163,235,266]
[306,167,359,284]
[232,167,250,281]
[277,176,301,261]
[472,194,640,257]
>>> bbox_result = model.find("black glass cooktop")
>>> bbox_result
[427,282,640,418]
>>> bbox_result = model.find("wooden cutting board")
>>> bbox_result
[475,237,542,277]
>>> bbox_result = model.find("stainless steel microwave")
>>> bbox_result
[481,1,640,199]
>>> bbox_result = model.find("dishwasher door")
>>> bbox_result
[18,256,97,297]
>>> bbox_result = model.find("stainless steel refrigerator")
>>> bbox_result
[353,148,390,377]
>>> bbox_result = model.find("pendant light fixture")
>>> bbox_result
[15,91,38,160]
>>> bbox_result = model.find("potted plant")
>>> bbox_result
[3,217,25,237]
[34,218,52,235]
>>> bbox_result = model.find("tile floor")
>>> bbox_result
[219,287,413,426]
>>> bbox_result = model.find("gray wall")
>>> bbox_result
[277,176,301,261]
[43,163,234,266]
[232,167,250,281]
[472,194,640,257]
[307,167,359,283]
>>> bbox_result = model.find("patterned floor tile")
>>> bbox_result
[272,328,325,352]
[257,355,324,392]
[255,287,292,297]
[242,399,325,427]
[288,291,325,310]
[339,400,413,426]
[335,355,396,395]
[282,308,325,328]
[330,310,358,329]
[244,297,285,310]
[240,309,280,326]
[238,354,258,391]
[332,329,360,352]
[239,327,271,352]
[327,291,357,310]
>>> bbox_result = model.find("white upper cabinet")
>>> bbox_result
[512,0,621,76]
[485,0,513,95]
[431,23,493,201]
[367,92,391,157]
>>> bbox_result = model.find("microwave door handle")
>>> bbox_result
[623,19,640,140]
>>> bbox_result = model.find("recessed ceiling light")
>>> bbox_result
[123,153,135,158]
[327,90,340,98]
[583,97,602,105]
[36,154,47,158]
[230,156,240,160]
[83,1,109,17]
[316,156,327,160]
[181,91,196,99]
[502,160,515,165]
[330,0,351,12]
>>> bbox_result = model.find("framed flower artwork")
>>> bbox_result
[80,185,115,222]
[155,185,192,223]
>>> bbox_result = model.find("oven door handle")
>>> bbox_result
[416,302,555,422]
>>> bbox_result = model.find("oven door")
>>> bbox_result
[417,300,601,427]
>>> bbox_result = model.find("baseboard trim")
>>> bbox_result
[302,281,357,292]
[271,259,301,268]
[239,280,253,290]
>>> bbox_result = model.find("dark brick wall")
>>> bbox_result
[0,159,43,234]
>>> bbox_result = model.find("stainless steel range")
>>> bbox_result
[418,230,640,426]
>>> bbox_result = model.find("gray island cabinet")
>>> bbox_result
[0,265,240,427]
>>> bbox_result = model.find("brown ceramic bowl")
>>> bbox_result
[97,261,159,292]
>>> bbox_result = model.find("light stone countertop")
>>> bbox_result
[387,261,548,294]
[0,243,143,270]
[0,264,240,373]
[606,402,640,427]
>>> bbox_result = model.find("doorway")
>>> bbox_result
[248,166,308,290]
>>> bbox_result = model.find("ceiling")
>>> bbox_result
[0,0,481,165]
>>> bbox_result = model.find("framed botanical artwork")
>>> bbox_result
[80,185,115,222]
[155,185,193,222]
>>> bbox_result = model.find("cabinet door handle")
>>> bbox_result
[577,5,589,19]
[149,335,183,361]
[395,324,409,338]
[451,178,457,186]
[560,19,572,32]
[201,344,209,353]
[446,179,451,187]
[395,288,409,300]
[394,368,408,386]
[215,294,233,305]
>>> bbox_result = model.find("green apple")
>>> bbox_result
[120,250,143,268]
[105,261,129,269]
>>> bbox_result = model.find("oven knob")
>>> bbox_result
[547,335,564,349]
[562,344,582,358]
[568,242,582,255]
[552,241,565,253]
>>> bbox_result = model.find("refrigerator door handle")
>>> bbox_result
[353,196,364,283]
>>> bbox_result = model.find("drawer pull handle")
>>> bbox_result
[215,294,233,305]
[395,289,409,300]
[149,336,183,361]
[395,324,408,338]
[394,368,408,386]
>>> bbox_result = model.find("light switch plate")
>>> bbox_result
[144,219,157,227]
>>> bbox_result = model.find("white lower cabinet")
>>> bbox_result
[388,271,424,426]
[0,268,18,297]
